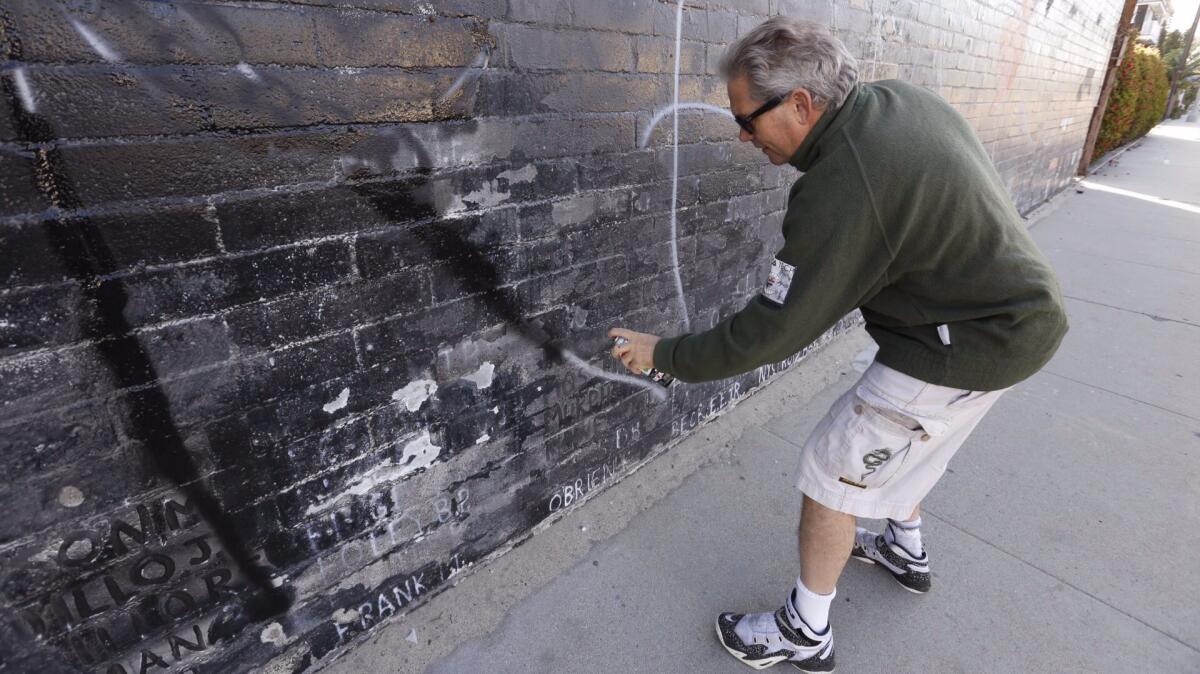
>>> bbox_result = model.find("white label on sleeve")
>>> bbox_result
[761,258,796,305]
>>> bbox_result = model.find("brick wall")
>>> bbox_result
[0,0,1120,671]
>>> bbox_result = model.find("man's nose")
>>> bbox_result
[739,128,752,143]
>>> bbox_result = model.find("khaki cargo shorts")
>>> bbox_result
[794,361,1010,520]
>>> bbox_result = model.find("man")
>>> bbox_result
[610,17,1068,673]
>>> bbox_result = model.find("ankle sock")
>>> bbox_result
[885,516,924,557]
[791,577,835,634]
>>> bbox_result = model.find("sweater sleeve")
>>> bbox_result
[653,170,894,383]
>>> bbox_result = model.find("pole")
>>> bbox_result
[1078,0,1140,174]
[1164,4,1200,119]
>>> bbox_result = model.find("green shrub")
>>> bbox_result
[1094,44,1171,159]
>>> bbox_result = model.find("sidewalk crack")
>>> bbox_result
[1063,295,1200,328]
[1040,370,1200,423]
[922,509,1200,655]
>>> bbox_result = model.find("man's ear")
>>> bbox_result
[791,88,816,125]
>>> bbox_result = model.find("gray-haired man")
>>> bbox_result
[611,17,1067,672]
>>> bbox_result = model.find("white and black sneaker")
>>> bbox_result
[715,588,835,672]
[851,525,931,593]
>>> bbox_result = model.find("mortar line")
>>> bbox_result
[922,508,1200,655]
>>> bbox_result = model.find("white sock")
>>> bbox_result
[885,516,924,557]
[792,577,835,634]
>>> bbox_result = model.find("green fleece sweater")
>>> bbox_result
[653,80,1068,391]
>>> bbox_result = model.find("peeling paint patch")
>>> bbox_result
[552,195,598,227]
[397,431,440,471]
[304,431,442,515]
[58,486,85,508]
[463,362,495,389]
[260,622,288,646]
[445,163,537,213]
[323,387,350,413]
[392,379,438,412]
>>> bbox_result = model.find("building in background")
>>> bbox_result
[1133,0,1174,43]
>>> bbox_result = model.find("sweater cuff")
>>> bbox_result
[653,335,685,377]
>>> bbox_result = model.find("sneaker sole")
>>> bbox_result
[791,661,836,673]
[851,552,928,594]
[713,617,793,670]
[714,618,836,672]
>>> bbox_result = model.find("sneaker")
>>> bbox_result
[715,588,835,672]
[851,526,931,593]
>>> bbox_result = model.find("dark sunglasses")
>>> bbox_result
[733,94,786,135]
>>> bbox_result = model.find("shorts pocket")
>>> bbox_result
[815,395,924,490]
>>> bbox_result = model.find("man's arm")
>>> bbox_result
[652,180,894,383]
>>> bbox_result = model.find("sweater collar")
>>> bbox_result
[787,83,863,171]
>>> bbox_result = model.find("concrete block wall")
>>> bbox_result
[0,0,1120,671]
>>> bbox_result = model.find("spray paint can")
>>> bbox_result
[613,337,674,388]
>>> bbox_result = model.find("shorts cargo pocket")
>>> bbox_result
[815,395,925,491]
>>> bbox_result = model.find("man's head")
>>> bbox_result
[720,18,859,165]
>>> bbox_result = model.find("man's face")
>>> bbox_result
[727,74,823,165]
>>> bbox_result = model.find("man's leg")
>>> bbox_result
[794,495,855,634]
[798,495,855,593]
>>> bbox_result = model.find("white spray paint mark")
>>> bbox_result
[406,628,418,644]
[638,103,733,148]
[323,387,350,414]
[10,67,36,114]
[392,379,438,412]
[68,18,122,63]
[236,62,262,82]
[260,623,288,646]
[670,0,691,331]
[562,350,667,401]
[270,574,288,588]
[463,362,495,389]
[440,47,491,101]
[304,431,441,515]
[475,433,490,444]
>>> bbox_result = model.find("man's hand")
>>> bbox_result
[608,328,661,375]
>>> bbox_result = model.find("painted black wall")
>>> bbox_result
[0,0,1121,671]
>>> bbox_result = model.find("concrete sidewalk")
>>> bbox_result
[324,120,1200,674]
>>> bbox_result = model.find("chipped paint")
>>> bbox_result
[392,379,438,412]
[463,362,495,389]
[332,608,359,623]
[323,387,350,414]
[260,622,288,646]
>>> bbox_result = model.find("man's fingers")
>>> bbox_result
[609,327,634,340]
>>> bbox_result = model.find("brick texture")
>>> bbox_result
[0,0,1122,671]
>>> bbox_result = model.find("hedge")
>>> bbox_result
[1094,43,1171,159]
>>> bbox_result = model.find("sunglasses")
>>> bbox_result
[733,94,786,135]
